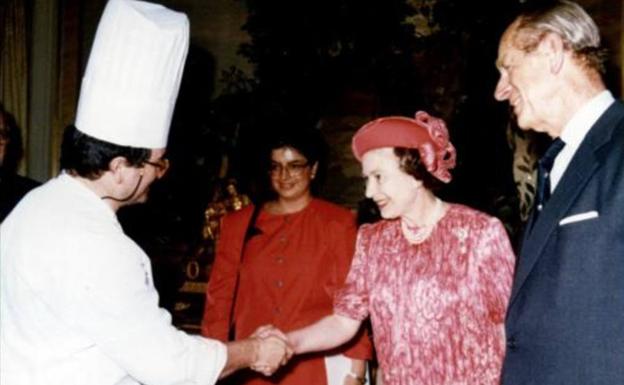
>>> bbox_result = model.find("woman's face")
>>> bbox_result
[361,147,421,219]
[269,146,317,202]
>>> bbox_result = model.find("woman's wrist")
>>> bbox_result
[285,331,300,354]
[346,371,366,384]
[346,358,367,384]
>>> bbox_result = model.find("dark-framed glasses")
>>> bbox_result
[143,158,170,178]
[269,161,310,177]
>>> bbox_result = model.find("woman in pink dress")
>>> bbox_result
[258,111,515,385]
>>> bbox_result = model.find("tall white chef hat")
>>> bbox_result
[75,0,189,149]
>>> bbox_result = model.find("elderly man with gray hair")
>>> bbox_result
[494,1,624,384]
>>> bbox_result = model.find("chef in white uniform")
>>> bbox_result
[0,1,289,384]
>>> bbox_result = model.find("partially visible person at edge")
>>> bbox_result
[255,111,516,385]
[0,1,290,384]
[494,1,624,384]
[201,127,373,385]
[0,103,40,222]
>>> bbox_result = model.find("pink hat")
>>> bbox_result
[351,111,456,183]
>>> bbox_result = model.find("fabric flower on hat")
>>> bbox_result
[412,111,456,183]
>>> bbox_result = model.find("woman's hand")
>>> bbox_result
[249,324,294,375]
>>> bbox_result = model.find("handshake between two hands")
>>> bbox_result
[249,324,293,376]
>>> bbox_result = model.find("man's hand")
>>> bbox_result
[220,327,292,379]
[249,325,293,376]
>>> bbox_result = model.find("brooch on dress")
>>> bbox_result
[452,227,469,254]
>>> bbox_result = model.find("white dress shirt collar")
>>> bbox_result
[550,90,615,191]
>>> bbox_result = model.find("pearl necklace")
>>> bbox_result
[400,198,445,244]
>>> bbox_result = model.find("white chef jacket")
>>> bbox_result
[0,173,227,385]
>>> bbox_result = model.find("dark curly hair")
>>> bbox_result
[261,126,328,193]
[394,147,444,191]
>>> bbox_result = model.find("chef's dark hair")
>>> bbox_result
[60,125,150,180]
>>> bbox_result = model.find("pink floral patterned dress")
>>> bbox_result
[334,203,515,385]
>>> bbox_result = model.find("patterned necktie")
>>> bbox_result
[535,138,565,212]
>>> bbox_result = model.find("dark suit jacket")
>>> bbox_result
[0,168,40,222]
[502,101,624,385]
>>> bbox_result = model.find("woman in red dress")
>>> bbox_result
[259,111,515,385]
[202,128,372,385]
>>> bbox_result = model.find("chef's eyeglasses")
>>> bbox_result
[142,158,170,178]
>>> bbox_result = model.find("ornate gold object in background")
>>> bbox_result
[174,178,251,333]
[202,203,225,241]
[202,178,251,241]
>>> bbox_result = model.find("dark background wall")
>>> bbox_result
[3,0,622,330]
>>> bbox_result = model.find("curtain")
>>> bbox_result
[0,0,29,173]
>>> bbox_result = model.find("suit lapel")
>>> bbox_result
[509,101,624,306]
